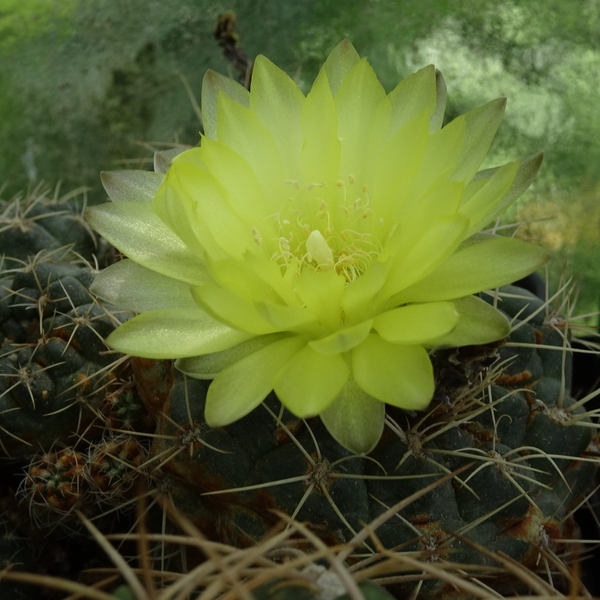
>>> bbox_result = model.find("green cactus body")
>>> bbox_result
[0,259,132,456]
[0,186,102,265]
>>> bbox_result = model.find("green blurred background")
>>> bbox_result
[1,0,599,322]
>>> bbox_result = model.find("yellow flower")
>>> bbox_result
[87,41,548,454]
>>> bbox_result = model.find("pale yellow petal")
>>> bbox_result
[251,55,304,177]
[273,345,349,417]
[450,98,506,183]
[393,235,551,304]
[101,170,163,203]
[335,58,387,182]
[106,308,253,359]
[86,202,210,285]
[373,302,459,344]
[216,92,289,210]
[309,320,373,355]
[204,336,306,426]
[352,334,433,410]
[429,295,510,347]
[301,70,341,186]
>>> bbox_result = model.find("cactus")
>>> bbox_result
[132,284,596,598]
[0,253,132,457]
[0,183,104,266]
[0,184,598,598]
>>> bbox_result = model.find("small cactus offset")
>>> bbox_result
[1,41,599,600]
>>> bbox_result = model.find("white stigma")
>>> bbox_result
[306,229,334,270]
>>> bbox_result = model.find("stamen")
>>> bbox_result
[265,176,382,282]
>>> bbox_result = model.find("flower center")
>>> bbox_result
[254,176,382,283]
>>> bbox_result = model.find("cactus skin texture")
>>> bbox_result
[0,188,598,599]
[0,184,101,265]
[0,258,131,457]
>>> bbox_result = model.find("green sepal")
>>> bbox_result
[201,69,250,139]
[321,39,361,96]
[428,295,511,347]
[85,202,210,286]
[100,170,164,203]
[105,308,253,358]
[393,235,550,304]
[320,377,385,455]
[91,259,198,312]
[176,333,286,378]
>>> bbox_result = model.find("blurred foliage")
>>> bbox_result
[0,0,599,319]
[0,0,77,53]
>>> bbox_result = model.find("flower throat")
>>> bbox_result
[252,175,382,282]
